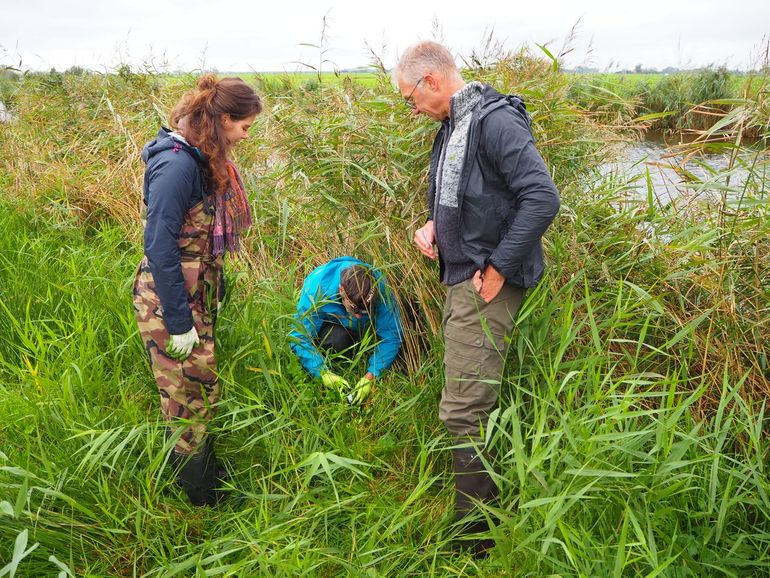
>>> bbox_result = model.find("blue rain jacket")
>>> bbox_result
[289,257,403,378]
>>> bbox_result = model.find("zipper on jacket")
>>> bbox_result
[455,109,481,213]
[433,119,451,225]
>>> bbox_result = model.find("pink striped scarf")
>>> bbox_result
[212,161,252,256]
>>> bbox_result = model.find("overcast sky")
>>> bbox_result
[1,0,768,73]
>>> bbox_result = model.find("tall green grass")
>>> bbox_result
[1,46,769,576]
[568,68,764,134]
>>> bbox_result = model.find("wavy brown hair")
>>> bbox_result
[170,74,262,194]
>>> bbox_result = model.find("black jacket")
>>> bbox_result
[428,85,560,288]
[141,128,211,334]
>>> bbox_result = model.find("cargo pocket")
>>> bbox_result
[444,322,485,395]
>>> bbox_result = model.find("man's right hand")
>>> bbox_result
[414,220,437,260]
[321,371,350,394]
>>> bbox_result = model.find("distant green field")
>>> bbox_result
[566,70,764,131]
[243,70,382,89]
[570,71,756,95]
[114,70,383,93]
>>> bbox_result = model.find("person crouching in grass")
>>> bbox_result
[289,257,403,404]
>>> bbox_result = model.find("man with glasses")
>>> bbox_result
[289,256,403,404]
[394,41,560,556]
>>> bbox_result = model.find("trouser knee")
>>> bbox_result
[439,347,503,439]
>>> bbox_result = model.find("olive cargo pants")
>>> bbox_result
[439,279,524,440]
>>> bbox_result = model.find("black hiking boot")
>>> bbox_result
[450,447,498,558]
[170,438,231,507]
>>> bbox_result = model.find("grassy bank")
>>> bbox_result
[568,69,768,135]
[1,50,770,576]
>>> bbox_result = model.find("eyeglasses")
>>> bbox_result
[403,77,424,110]
[340,283,376,316]
[342,295,365,316]
[339,286,365,316]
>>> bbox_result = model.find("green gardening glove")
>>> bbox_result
[320,371,350,395]
[347,376,373,405]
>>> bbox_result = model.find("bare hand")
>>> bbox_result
[414,221,437,260]
[473,265,505,303]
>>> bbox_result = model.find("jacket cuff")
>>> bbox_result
[485,256,509,280]
[367,364,382,378]
[164,315,194,336]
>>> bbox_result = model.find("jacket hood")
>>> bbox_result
[141,127,201,164]
[477,85,530,128]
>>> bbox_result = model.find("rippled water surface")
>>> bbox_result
[603,134,767,204]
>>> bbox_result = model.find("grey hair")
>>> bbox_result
[392,40,463,85]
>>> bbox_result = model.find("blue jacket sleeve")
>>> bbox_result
[367,280,403,377]
[483,107,560,278]
[143,151,197,334]
[289,291,327,378]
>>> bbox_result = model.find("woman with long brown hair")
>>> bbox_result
[133,74,261,506]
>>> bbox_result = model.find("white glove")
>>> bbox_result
[167,326,200,361]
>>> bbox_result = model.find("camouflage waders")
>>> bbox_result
[133,201,223,455]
